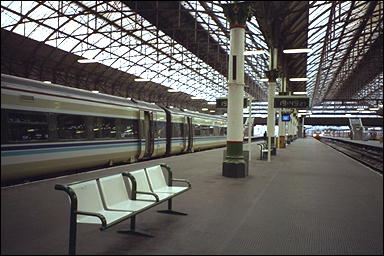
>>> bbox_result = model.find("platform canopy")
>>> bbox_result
[1,1,383,114]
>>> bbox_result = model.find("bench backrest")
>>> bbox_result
[69,180,104,212]
[128,169,152,193]
[98,174,129,208]
[145,165,168,190]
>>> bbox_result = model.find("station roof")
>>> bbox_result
[1,1,383,116]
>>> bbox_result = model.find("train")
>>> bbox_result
[1,74,227,186]
[312,130,323,139]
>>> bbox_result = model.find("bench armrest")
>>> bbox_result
[76,211,107,228]
[136,191,160,202]
[172,178,192,188]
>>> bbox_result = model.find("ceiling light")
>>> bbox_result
[283,48,312,54]
[207,101,216,105]
[298,110,307,112]
[292,91,307,95]
[356,108,365,111]
[244,50,266,55]
[134,78,150,82]
[43,80,51,84]
[209,110,215,113]
[78,58,99,63]
[91,90,99,93]
[169,106,174,109]
[260,78,269,82]
[289,78,309,82]
[369,107,379,111]
[202,108,208,111]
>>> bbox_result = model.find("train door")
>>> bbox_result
[187,116,193,152]
[143,110,154,158]
[180,116,187,152]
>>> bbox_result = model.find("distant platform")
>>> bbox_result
[322,136,383,149]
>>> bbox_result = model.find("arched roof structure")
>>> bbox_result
[1,1,383,115]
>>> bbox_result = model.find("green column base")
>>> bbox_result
[222,141,246,178]
[222,160,246,178]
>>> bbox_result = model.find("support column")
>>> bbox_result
[247,94,253,161]
[222,3,251,178]
[278,77,287,148]
[266,48,279,162]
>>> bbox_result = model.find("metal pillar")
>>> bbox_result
[266,48,278,162]
[278,76,286,148]
[222,3,252,178]
[247,94,253,161]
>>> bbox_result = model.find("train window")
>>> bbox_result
[172,123,183,137]
[57,114,87,140]
[219,127,227,136]
[93,117,116,139]
[194,124,201,136]
[154,121,166,138]
[6,110,49,143]
[119,119,138,139]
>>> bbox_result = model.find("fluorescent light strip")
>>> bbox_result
[289,78,309,82]
[207,101,216,105]
[292,91,307,95]
[244,50,266,55]
[78,58,99,63]
[283,48,312,54]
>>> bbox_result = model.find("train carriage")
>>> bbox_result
[1,74,228,185]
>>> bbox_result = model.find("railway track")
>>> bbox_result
[318,137,383,174]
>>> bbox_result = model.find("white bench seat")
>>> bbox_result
[126,164,191,215]
[98,173,154,211]
[128,169,172,201]
[67,180,133,226]
[145,165,189,195]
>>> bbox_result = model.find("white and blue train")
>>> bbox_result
[1,74,227,185]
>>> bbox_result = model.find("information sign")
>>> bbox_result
[274,96,309,108]
[216,98,248,108]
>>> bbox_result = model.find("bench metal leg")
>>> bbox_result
[117,216,154,238]
[157,199,188,215]
[69,205,77,255]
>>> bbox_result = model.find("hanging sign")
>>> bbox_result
[274,96,309,108]
[216,98,248,109]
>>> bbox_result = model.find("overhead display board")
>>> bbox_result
[274,96,309,108]
[216,98,248,108]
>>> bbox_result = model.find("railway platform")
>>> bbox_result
[322,136,383,149]
[1,138,383,255]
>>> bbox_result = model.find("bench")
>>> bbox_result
[55,163,191,255]
[258,142,277,160]
[258,142,269,160]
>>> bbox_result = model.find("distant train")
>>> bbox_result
[312,130,323,139]
[1,74,227,185]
